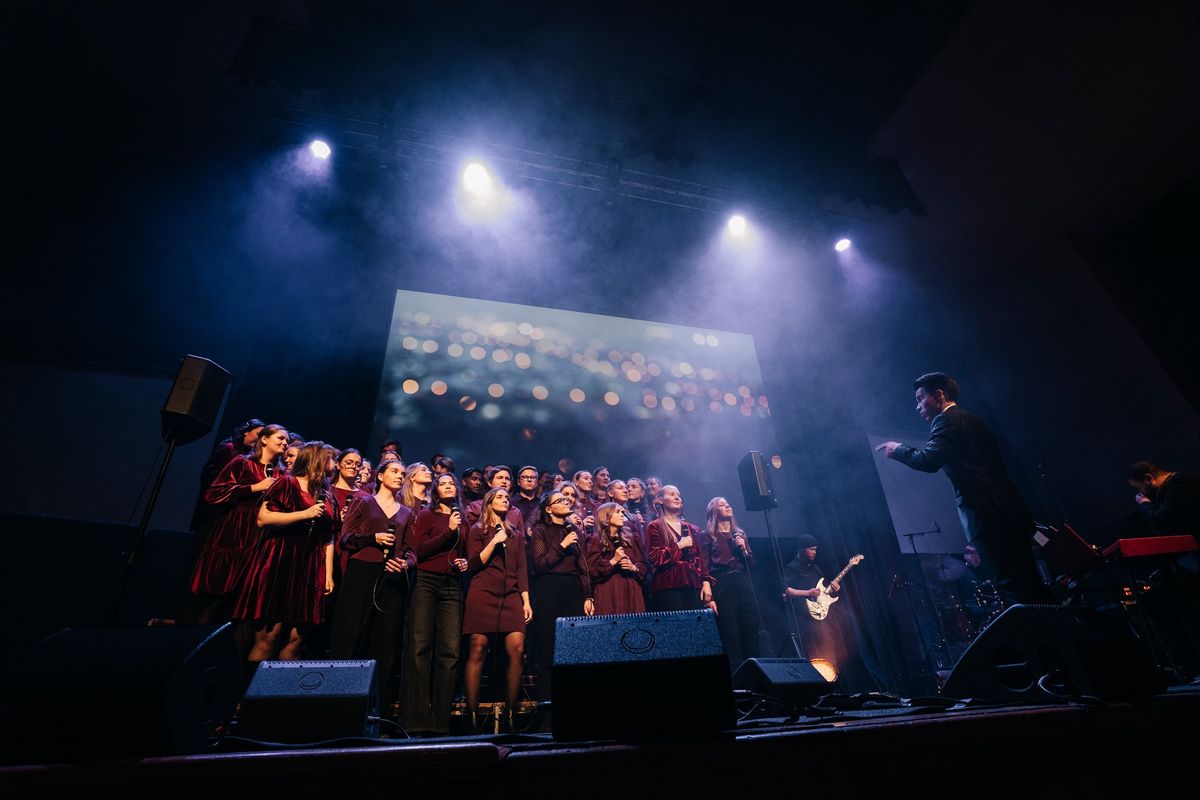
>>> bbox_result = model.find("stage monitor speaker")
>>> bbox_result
[941,604,1165,702]
[161,355,230,445]
[237,660,379,744]
[732,658,831,710]
[738,451,777,511]
[0,623,241,764]
[551,610,734,741]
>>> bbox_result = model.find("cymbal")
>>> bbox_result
[921,553,967,582]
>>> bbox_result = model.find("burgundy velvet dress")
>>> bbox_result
[463,522,528,634]
[587,531,649,615]
[188,456,268,595]
[233,476,335,625]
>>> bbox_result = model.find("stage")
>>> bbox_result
[3,688,1197,799]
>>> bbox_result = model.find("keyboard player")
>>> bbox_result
[1128,461,1200,541]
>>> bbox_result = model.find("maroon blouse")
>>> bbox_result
[410,507,467,576]
[464,500,524,534]
[529,520,592,595]
[339,494,416,568]
[706,527,756,580]
[646,518,713,595]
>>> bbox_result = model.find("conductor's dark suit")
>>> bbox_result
[892,405,1050,604]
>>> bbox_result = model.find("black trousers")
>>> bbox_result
[330,559,409,708]
[969,525,1055,606]
[533,573,585,700]
[712,570,761,670]
[650,585,702,612]
[398,570,463,734]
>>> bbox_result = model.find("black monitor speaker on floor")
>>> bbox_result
[738,451,777,511]
[552,610,735,740]
[941,604,1166,702]
[237,660,379,744]
[732,658,832,711]
[0,623,241,764]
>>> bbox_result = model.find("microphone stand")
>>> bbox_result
[899,522,950,676]
[762,506,806,660]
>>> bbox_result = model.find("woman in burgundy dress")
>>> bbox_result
[399,472,470,735]
[183,424,288,624]
[463,487,532,730]
[329,460,416,707]
[588,501,649,615]
[235,441,337,665]
[645,485,714,612]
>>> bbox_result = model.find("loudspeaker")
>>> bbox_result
[237,660,379,744]
[738,451,777,511]
[551,610,735,740]
[0,623,241,764]
[732,658,831,710]
[941,604,1165,702]
[161,355,230,445]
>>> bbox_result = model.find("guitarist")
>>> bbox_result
[782,535,846,666]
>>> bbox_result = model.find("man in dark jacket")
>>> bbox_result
[877,372,1052,605]
[1128,461,1200,540]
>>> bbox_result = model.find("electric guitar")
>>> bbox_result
[805,554,864,621]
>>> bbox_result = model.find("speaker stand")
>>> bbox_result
[762,508,807,659]
[111,432,179,624]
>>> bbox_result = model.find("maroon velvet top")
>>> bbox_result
[646,518,712,594]
[339,495,416,567]
[529,520,592,596]
[410,507,467,575]
[706,527,756,580]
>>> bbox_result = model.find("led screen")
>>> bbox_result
[371,290,778,529]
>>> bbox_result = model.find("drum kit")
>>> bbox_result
[894,553,1006,672]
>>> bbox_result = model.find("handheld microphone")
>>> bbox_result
[381,521,396,561]
[494,522,506,551]
[265,464,275,478]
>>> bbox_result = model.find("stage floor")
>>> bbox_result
[4,686,1198,799]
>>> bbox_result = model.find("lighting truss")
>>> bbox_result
[264,105,863,233]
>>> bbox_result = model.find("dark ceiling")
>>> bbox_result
[6,1,968,214]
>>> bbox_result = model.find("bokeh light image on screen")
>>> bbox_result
[371,290,778,526]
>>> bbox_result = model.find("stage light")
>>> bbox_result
[834,238,852,252]
[727,215,747,237]
[309,140,331,160]
[810,658,839,682]
[462,162,493,195]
